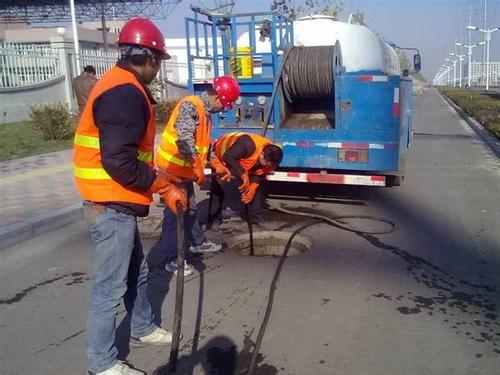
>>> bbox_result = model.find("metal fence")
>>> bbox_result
[79,48,119,77]
[1,42,212,94]
[0,42,62,88]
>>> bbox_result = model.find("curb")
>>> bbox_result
[0,204,83,251]
[440,93,500,158]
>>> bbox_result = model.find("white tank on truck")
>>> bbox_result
[237,14,400,75]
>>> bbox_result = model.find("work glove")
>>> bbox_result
[210,157,232,182]
[193,161,206,187]
[238,172,250,194]
[150,169,182,195]
[241,182,259,204]
[161,184,188,214]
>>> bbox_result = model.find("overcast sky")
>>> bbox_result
[158,0,500,81]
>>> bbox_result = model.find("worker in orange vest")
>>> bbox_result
[154,76,240,276]
[210,132,283,219]
[73,18,187,375]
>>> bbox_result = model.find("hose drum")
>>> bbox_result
[282,45,336,100]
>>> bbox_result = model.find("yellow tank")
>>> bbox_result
[229,46,253,78]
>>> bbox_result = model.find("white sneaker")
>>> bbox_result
[165,260,194,276]
[130,327,173,347]
[92,361,145,374]
[189,240,222,253]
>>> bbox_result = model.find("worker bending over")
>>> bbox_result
[154,76,241,276]
[210,132,283,219]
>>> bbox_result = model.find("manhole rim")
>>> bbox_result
[228,230,312,257]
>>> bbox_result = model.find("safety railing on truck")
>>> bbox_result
[184,11,293,83]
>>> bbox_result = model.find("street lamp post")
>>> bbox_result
[457,52,465,87]
[456,41,485,87]
[467,25,499,90]
[448,53,458,86]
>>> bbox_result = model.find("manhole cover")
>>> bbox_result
[228,231,312,257]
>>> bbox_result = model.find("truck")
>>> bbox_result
[184,10,418,187]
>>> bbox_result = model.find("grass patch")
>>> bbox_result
[439,87,500,138]
[0,121,73,162]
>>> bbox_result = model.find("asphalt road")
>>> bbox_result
[1,88,499,375]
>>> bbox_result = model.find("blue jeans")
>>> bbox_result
[158,181,206,261]
[83,202,155,373]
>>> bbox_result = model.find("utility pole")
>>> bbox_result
[69,0,81,75]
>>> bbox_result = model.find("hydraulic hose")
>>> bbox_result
[246,206,396,375]
[168,203,185,374]
[245,204,255,256]
[247,219,320,374]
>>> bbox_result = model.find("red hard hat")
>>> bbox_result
[118,18,170,59]
[213,76,240,109]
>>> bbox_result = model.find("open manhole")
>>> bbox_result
[228,231,312,257]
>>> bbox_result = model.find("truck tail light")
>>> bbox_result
[338,149,368,163]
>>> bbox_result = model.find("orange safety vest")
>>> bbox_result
[214,132,273,176]
[155,96,211,179]
[73,66,156,205]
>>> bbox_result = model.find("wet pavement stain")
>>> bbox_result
[33,329,86,354]
[364,233,498,353]
[232,332,279,375]
[0,271,88,305]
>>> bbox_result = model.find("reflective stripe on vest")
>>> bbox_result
[74,166,111,180]
[156,146,190,167]
[215,132,272,174]
[155,96,211,179]
[219,132,244,155]
[74,134,153,164]
[73,65,156,205]
[161,132,210,154]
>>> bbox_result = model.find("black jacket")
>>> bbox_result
[92,60,157,217]
[222,135,264,183]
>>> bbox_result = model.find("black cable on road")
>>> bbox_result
[246,219,320,375]
[246,206,396,375]
[168,204,185,374]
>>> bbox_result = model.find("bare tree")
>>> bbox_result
[271,0,343,20]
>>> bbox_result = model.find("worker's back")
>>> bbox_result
[73,71,97,114]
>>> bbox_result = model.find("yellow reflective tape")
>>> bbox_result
[74,166,111,180]
[74,134,100,149]
[163,132,208,153]
[157,147,191,167]
[162,132,177,144]
[137,150,153,163]
[221,132,242,155]
[75,134,152,163]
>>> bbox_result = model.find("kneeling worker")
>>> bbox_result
[210,132,283,217]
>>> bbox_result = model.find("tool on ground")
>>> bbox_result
[168,203,185,374]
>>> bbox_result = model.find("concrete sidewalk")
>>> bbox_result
[0,149,82,250]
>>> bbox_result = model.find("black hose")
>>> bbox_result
[247,219,321,375]
[163,78,189,89]
[283,46,334,100]
[168,204,185,374]
[245,204,254,256]
[246,206,396,375]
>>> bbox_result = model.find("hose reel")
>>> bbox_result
[282,44,342,103]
